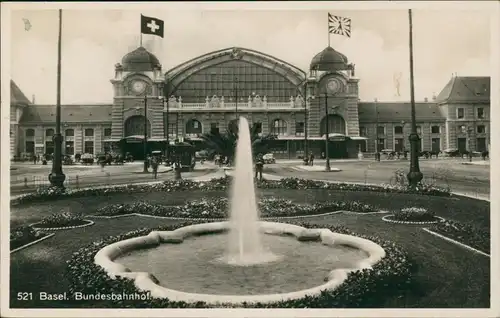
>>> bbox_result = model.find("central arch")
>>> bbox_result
[319,115,346,136]
[124,115,151,137]
[164,47,307,102]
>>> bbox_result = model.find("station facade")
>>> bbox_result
[10,46,491,160]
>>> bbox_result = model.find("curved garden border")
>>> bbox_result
[94,221,386,305]
[11,233,55,254]
[90,210,391,222]
[382,215,445,225]
[31,219,95,231]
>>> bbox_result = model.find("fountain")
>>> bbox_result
[225,117,279,265]
[94,117,386,305]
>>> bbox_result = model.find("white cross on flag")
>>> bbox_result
[140,14,164,38]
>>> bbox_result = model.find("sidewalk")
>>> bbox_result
[291,165,342,172]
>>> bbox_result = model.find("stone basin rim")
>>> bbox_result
[94,221,386,305]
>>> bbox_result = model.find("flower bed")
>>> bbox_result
[10,225,50,251]
[94,197,377,219]
[66,221,415,308]
[428,220,490,253]
[32,212,90,229]
[12,177,451,206]
[393,207,436,222]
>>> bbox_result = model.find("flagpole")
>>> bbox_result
[140,15,143,47]
[327,13,331,46]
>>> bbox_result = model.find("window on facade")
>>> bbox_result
[477,125,486,134]
[416,126,422,135]
[359,141,367,152]
[394,126,403,134]
[394,138,404,152]
[173,60,298,103]
[253,122,262,134]
[25,129,35,138]
[210,122,219,134]
[377,138,385,151]
[45,141,54,155]
[359,126,367,136]
[104,128,112,137]
[431,126,440,134]
[85,128,94,137]
[457,108,465,119]
[167,123,177,136]
[476,138,487,152]
[84,141,94,154]
[270,119,287,135]
[186,120,202,134]
[65,129,74,137]
[65,141,74,155]
[295,122,305,136]
[103,142,112,153]
[25,141,35,154]
[45,128,54,137]
[477,108,484,119]
[376,126,385,135]
[431,138,441,152]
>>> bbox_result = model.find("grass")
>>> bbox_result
[9,188,490,308]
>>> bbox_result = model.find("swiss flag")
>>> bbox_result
[140,15,164,38]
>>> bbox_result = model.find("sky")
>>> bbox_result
[8,3,493,104]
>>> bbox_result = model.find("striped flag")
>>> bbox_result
[328,13,351,38]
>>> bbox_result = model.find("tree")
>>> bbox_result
[200,123,276,165]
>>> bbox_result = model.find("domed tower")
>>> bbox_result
[109,47,165,146]
[306,46,361,158]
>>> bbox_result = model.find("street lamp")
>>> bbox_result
[48,9,65,188]
[467,127,473,162]
[406,9,423,186]
[304,94,314,159]
[234,77,239,119]
[323,91,340,172]
[159,94,170,161]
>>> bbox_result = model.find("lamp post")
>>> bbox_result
[401,120,406,154]
[406,9,423,187]
[374,98,380,161]
[324,93,331,171]
[467,127,473,162]
[159,93,170,161]
[143,95,149,173]
[234,77,239,119]
[304,95,314,159]
[48,9,66,188]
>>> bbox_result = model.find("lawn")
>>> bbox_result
[9,188,490,308]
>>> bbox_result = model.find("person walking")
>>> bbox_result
[308,152,315,166]
[255,153,264,182]
[151,157,159,179]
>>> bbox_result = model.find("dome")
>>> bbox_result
[310,46,349,72]
[121,47,161,72]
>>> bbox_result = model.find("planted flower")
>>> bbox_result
[35,212,88,228]
[393,207,436,222]
[429,220,489,253]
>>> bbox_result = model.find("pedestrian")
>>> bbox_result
[255,153,264,181]
[33,154,37,165]
[151,157,159,179]
[309,152,315,166]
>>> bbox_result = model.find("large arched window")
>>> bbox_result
[65,129,74,137]
[270,119,288,136]
[124,115,151,137]
[25,129,35,138]
[319,115,346,136]
[84,128,94,137]
[185,119,202,135]
[45,128,54,137]
[173,60,298,103]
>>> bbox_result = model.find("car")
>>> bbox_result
[262,153,276,164]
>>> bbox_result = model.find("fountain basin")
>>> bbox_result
[94,221,385,305]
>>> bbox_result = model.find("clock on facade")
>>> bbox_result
[130,80,147,95]
[326,78,342,94]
